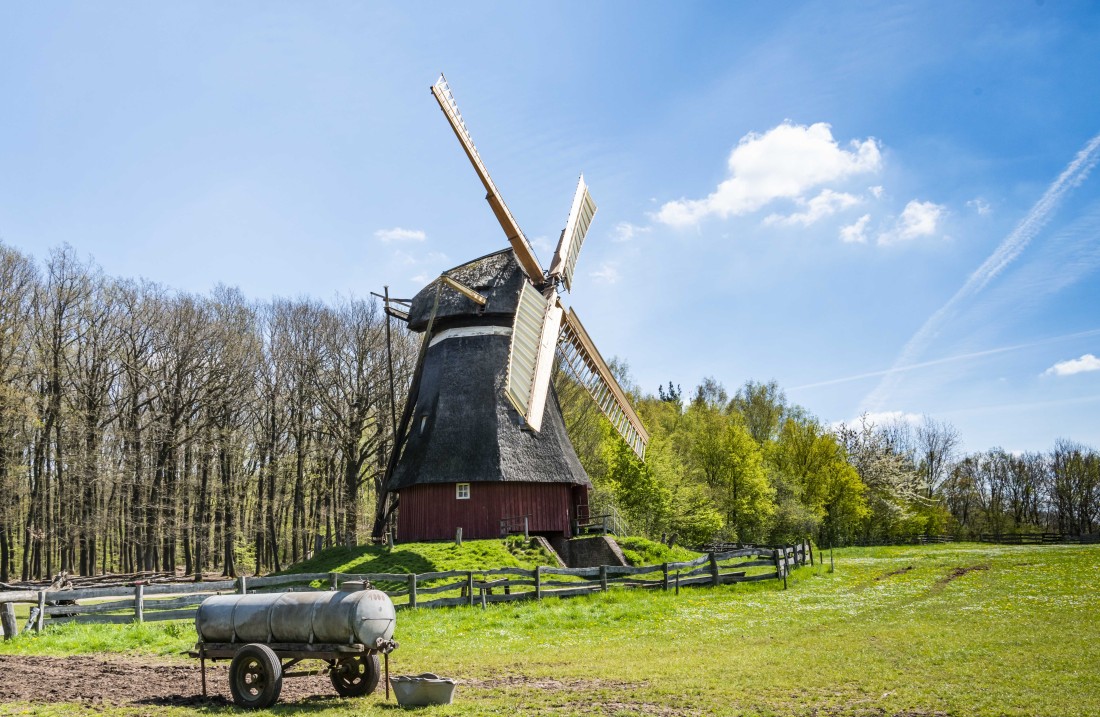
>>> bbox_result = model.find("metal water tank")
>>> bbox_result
[195,587,396,646]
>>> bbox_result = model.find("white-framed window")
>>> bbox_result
[456,483,470,500]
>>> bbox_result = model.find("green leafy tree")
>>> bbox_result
[685,403,774,542]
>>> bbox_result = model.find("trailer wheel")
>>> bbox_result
[329,653,380,697]
[229,643,283,709]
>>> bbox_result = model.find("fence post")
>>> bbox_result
[407,573,417,608]
[535,566,542,600]
[773,549,783,587]
[675,571,680,596]
[36,591,45,633]
[599,565,608,592]
[830,546,834,573]
[1,603,15,640]
[662,563,668,591]
[524,517,529,539]
[135,583,145,624]
[709,552,719,587]
[809,541,814,567]
[238,576,248,595]
[480,588,487,610]
[455,527,463,546]
[466,572,474,607]
[329,572,338,590]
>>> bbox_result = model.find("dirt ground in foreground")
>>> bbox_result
[0,654,349,707]
[0,655,953,716]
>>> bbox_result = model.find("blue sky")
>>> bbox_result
[3,2,1099,453]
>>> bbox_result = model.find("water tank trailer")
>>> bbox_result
[190,582,398,709]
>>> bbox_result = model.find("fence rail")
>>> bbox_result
[0,543,812,637]
[891,532,1099,546]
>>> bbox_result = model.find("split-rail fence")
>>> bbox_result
[0,543,811,638]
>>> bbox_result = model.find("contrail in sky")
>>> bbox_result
[861,132,1100,411]
[791,328,1100,391]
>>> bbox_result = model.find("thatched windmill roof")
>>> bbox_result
[390,250,589,491]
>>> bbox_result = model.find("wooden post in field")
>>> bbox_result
[809,540,814,567]
[1,603,15,640]
[535,566,542,600]
[830,546,835,573]
[135,583,145,623]
[407,573,417,608]
[773,549,783,587]
[480,588,487,610]
[238,576,248,595]
[662,563,669,591]
[36,591,45,633]
[675,571,680,596]
[466,572,474,607]
[599,565,608,592]
[709,552,719,587]
[456,527,463,546]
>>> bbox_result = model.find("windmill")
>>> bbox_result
[381,75,648,544]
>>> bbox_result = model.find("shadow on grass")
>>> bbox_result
[134,693,406,713]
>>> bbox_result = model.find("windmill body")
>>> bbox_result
[391,250,589,541]
[385,76,648,544]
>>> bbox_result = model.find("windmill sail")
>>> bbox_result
[505,284,563,431]
[548,175,597,292]
[430,74,545,281]
[558,309,649,459]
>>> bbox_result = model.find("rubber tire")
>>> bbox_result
[229,643,283,709]
[329,653,381,697]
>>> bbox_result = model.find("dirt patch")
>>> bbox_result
[874,566,914,581]
[923,564,990,595]
[0,654,342,706]
[939,564,989,584]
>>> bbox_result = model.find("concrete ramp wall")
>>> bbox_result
[562,535,628,568]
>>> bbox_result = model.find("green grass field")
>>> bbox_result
[1,542,1098,716]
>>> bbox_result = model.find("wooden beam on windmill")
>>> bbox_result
[440,275,488,306]
[430,74,545,282]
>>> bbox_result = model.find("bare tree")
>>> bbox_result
[0,242,36,582]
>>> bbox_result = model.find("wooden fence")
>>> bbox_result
[911,532,1100,545]
[0,543,811,637]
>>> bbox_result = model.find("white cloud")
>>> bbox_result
[869,185,884,199]
[830,410,922,432]
[864,410,922,426]
[590,262,620,284]
[967,198,992,215]
[530,235,555,254]
[840,214,871,243]
[613,222,650,242]
[764,189,861,227]
[1043,353,1100,376]
[375,227,426,242]
[656,121,881,227]
[877,200,944,245]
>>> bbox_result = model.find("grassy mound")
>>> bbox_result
[614,535,702,565]
[279,537,555,577]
